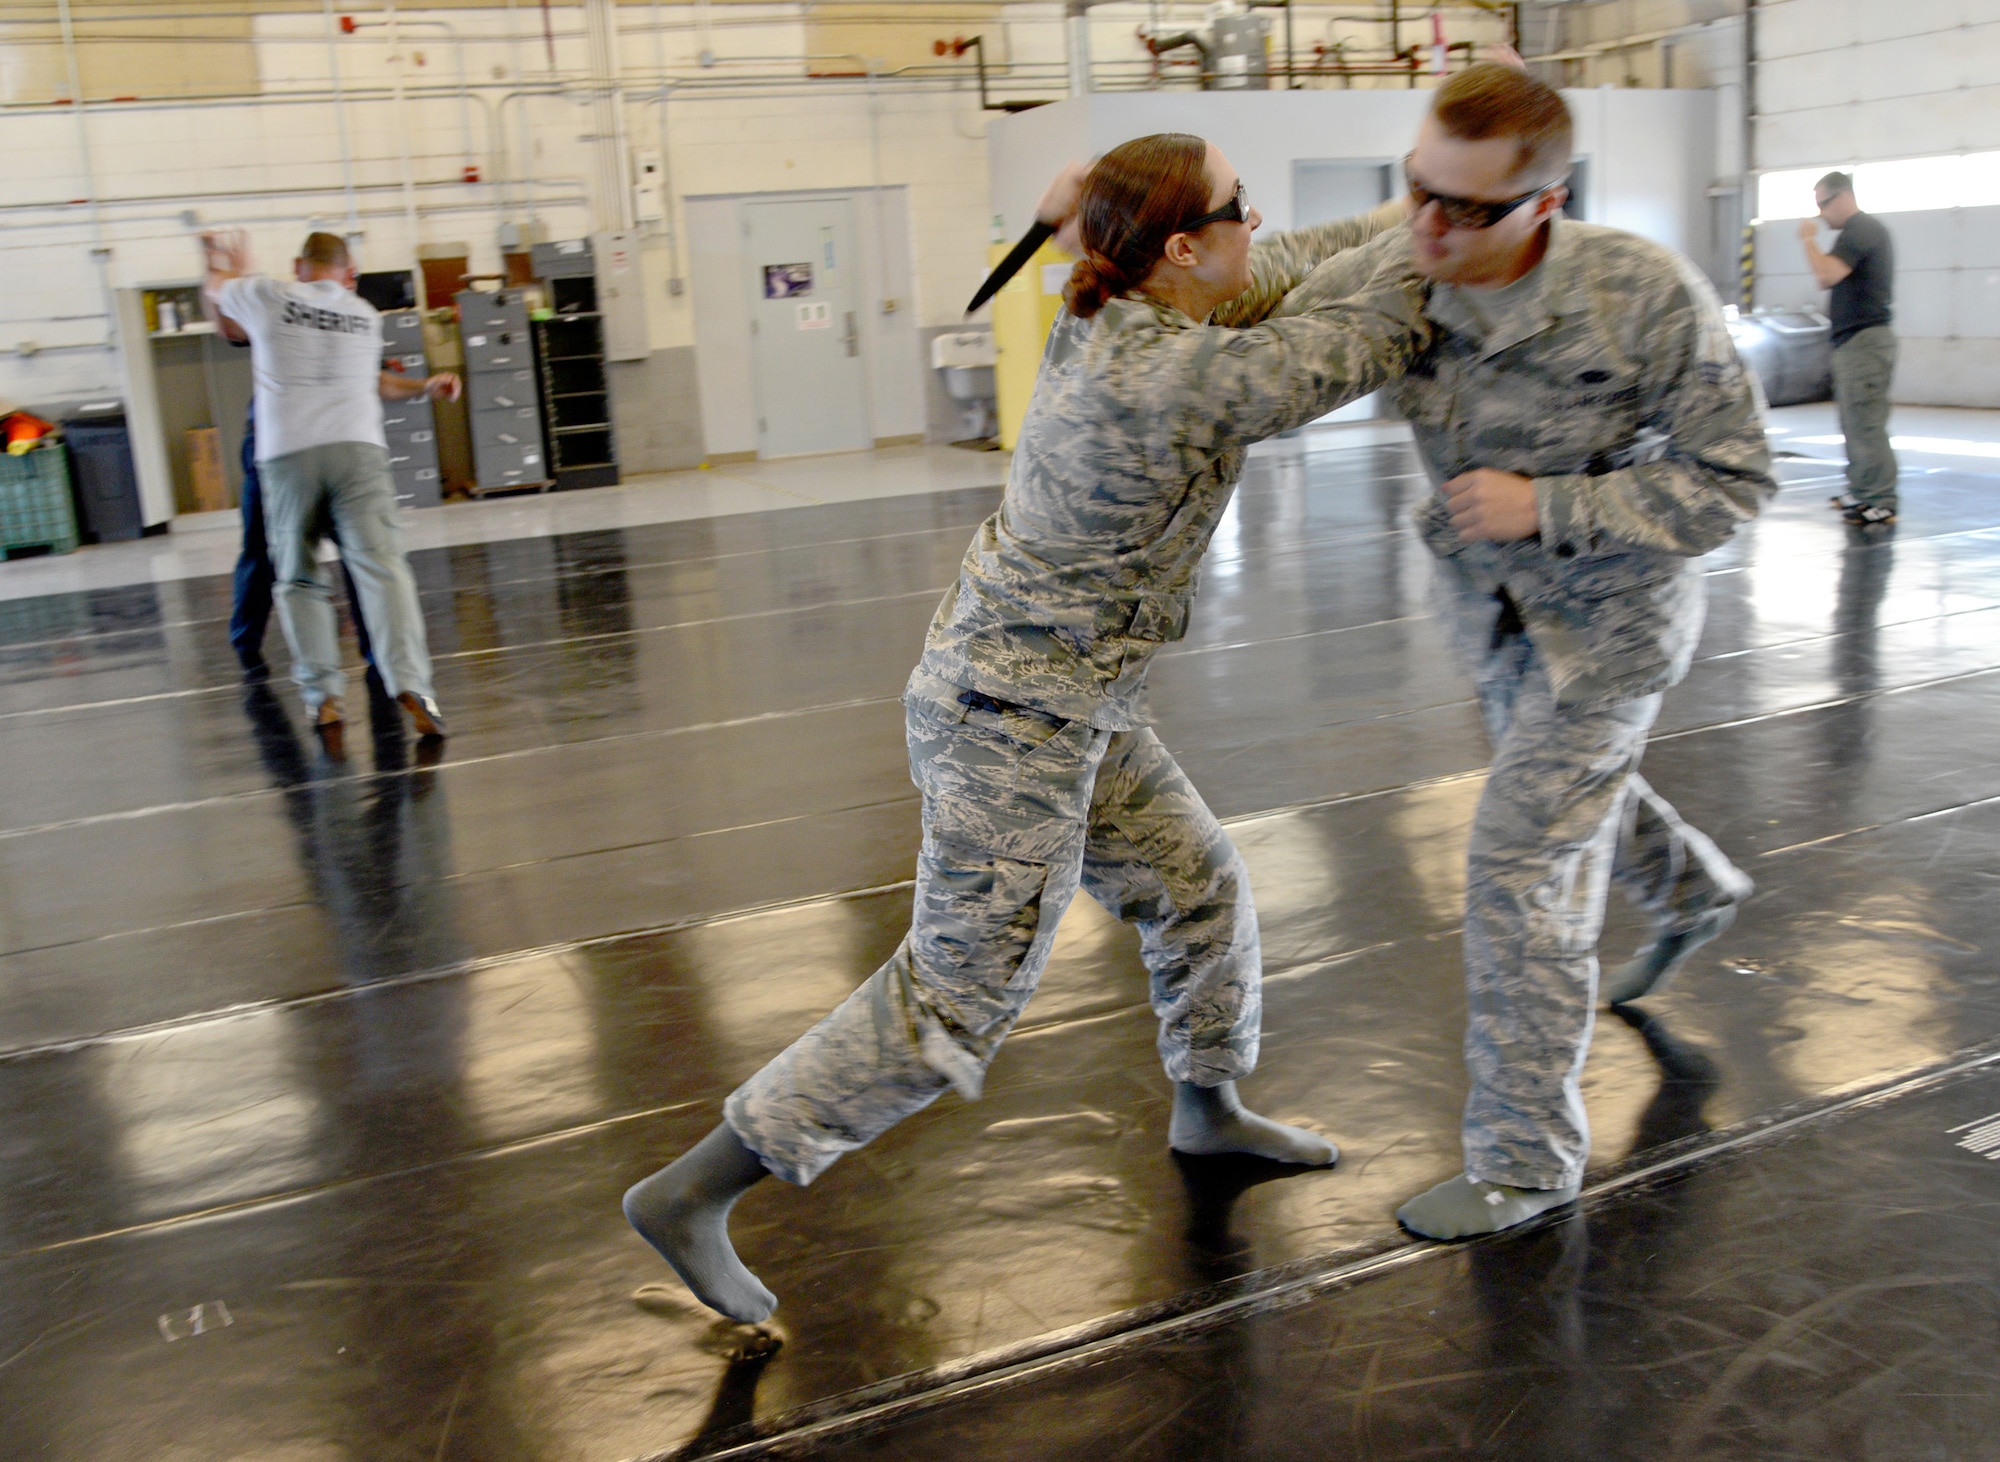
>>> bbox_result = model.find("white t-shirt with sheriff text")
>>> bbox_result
[216,275,385,461]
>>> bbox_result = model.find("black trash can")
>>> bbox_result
[57,402,144,543]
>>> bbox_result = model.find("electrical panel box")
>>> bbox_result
[633,149,667,224]
[591,230,649,363]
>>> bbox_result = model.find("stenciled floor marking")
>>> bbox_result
[1947,1110,2000,1159]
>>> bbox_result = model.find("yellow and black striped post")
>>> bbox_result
[1739,223,1756,310]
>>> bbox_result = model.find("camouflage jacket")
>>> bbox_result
[1281,218,1775,711]
[911,203,1424,730]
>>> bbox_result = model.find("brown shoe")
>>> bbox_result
[314,697,346,760]
[397,691,448,741]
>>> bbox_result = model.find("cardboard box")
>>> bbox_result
[186,426,230,512]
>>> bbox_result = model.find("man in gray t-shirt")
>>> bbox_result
[1800,172,1897,525]
[204,229,458,749]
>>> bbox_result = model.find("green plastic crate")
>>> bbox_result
[0,444,79,558]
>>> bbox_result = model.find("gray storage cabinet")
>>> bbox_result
[379,309,443,509]
[454,289,551,494]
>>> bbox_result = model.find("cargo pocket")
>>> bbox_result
[905,840,1056,1099]
[1126,590,1192,644]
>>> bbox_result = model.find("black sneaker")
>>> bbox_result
[1842,503,1896,526]
[1829,491,1859,510]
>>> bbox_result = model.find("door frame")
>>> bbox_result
[685,186,923,461]
[742,194,873,460]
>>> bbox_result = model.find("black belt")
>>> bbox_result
[1489,588,1526,650]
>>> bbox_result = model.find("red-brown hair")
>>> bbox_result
[1432,63,1573,187]
[1063,133,1213,319]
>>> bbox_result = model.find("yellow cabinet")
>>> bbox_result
[988,239,1074,451]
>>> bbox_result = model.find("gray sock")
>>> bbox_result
[1168,1080,1338,1166]
[1601,903,1739,1007]
[623,1123,778,1323]
[1396,1173,1580,1240]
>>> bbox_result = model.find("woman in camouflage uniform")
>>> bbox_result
[623,133,1432,1324]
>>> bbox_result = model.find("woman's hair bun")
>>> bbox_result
[1062,254,1117,317]
[1061,134,1213,320]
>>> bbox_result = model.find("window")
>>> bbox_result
[1756,150,2000,221]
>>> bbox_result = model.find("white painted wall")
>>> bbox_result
[989,87,1720,269]
[1754,0,2000,405]
[0,1,1509,420]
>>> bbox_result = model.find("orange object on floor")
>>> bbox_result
[2,411,53,455]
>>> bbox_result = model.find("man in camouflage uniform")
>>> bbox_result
[1281,66,1773,1240]
[621,141,1429,1323]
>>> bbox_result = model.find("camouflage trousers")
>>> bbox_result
[725,688,1261,1186]
[1462,630,1750,1189]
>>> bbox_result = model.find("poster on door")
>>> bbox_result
[764,263,813,298]
[795,301,832,330]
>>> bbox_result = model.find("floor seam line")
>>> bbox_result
[656,1038,2000,1461]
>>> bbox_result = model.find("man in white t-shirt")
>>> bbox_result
[202,229,460,749]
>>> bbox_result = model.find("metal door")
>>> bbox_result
[744,197,871,458]
[1292,160,1394,226]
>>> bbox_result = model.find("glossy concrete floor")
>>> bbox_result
[4,429,2000,1460]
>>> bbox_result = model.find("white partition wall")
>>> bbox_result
[989,88,1724,285]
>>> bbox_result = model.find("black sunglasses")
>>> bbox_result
[1177,180,1249,235]
[1403,154,1561,230]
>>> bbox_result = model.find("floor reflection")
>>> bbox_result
[241,680,468,989]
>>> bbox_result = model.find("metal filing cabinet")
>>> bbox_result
[378,308,443,509]
[454,288,551,494]
[528,239,620,491]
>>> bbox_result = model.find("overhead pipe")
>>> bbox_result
[383,1,421,250]
[583,0,628,231]
[52,0,106,250]
[647,0,685,289]
[0,173,590,219]
[1066,0,1095,96]
[315,0,360,231]
[1243,1,1298,89]
[337,14,479,179]
[507,0,535,225]
[52,0,116,361]
[934,35,1053,112]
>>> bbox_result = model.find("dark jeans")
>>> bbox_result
[230,419,374,673]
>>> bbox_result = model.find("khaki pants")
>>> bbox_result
[261,441,436,712]
[1832,325,1897,508]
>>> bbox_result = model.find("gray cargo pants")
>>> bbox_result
[260,441,437,713]
[726,689,1261,1186]
[1833,325,1898,509]
[1462,631,1750,1189]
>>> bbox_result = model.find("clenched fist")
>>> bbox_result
[1442,468,1539,543]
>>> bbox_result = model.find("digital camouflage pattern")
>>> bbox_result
[722,207,1417,1186]
[726,691,1260,1186]
[1282,218,1777,712]
[1461,638,1752,1189]
[1282,217,1768,1188]
[914,203,1426,732]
